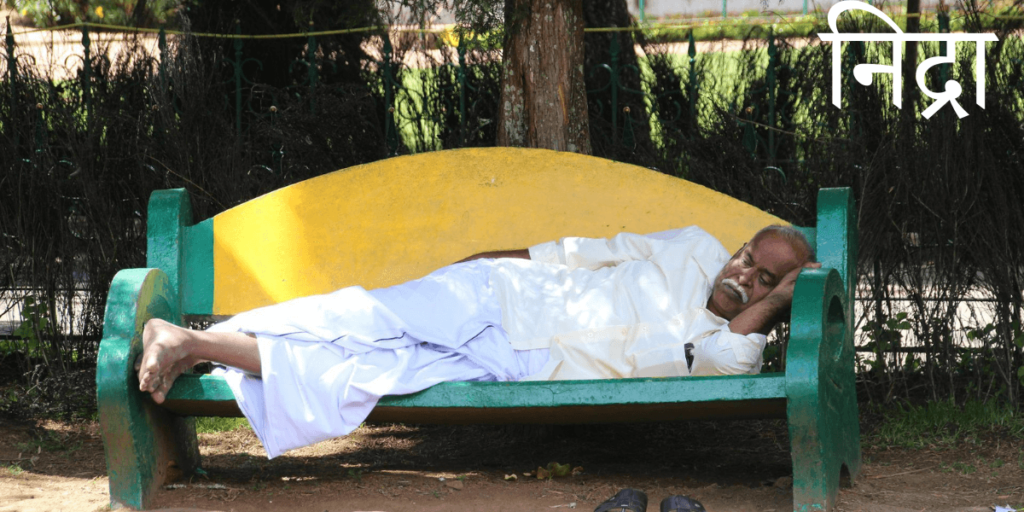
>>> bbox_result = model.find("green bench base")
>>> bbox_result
[98,264,858,511]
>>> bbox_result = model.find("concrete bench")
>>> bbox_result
[96,147,860,511]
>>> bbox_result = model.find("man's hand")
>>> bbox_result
[764,261,822,312]
[727,261,821,336]
[455,249,530,264]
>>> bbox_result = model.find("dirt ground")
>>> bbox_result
[1,415,1022,512]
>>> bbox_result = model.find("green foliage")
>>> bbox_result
[648,16,823,43]
[16,428,84,455]
[1012,321,1024,387]
[2,463,25,477]
[951,461,976,475]
[11,296,50,356]
[861,312,913,372]
[11,0,182,27]
[389,0,505,50]
[872,399,1024,449]
[194,417,250,434]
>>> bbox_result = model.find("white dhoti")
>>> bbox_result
[209,260,549,459]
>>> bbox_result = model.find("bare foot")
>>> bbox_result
[136,318,205,404]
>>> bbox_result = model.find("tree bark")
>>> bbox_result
[496,0,591,154]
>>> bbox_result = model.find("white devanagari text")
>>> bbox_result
[818,1,998,119]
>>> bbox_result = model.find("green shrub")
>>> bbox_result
[11,0,182,27]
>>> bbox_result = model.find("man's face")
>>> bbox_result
[707,233,806,320]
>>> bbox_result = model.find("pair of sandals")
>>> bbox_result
[594,488,706,512]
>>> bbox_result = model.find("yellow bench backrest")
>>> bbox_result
[201,148,784,315]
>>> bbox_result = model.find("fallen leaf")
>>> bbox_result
[571,466,584,476]
[535,466,550,479]
[504,474,518,481]
[548,462,571,477]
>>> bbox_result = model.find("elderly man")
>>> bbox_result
[138,224,817,457]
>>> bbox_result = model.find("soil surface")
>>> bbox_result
[1,415,1022,512]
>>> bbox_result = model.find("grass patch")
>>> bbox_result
[194,417,251,434]
[15,430,83,455]
[2,463,25,477]
[872,399,1024,449]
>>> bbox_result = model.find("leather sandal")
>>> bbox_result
[594,488,648,512]
[660,495,707,512]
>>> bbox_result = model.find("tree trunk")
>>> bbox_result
[496,0,591,154]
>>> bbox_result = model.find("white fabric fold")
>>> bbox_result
[206,227,770,458]
[209,260,544,458]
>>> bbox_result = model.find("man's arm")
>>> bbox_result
[455,249,530,263]
[727,262,822,335]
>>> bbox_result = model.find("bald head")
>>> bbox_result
[706,225,815,320]
[751,225,815,265]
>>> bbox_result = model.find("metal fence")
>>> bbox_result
[0,8,984,165]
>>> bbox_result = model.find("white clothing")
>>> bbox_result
[211,227,767,458]
[211,260,547,458]
[495,227,767,379]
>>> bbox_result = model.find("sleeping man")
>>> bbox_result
[137,224,818,457]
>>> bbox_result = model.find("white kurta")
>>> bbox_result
[491,227,767,380]
[211,227,767,458]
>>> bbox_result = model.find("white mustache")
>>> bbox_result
[722,279,749,304]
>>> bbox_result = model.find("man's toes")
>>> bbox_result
[139,371,163,393]
[157,377,175,398]
[137,353,155,378]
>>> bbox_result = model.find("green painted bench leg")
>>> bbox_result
[97,268,201,510]
[786,269,861,512]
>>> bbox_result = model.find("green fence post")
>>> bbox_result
[270,105,283,172]
[233,20,243,143]
[82,23,92,127]
[722,0,728,19]
[639,0,646,23]
[687,30,697,135]
[382,33,399,156]
[843,40,864,138]
[457,36,467,147]
[6,18,18,147]
[307,22,318,88]
[766,30,777,163]
[937,8,950,89]
[307,21,318,113]
[156,24,167,144]
[158,25,168,93]
[34,102,45,160]
[609,34,620,145]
